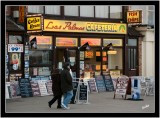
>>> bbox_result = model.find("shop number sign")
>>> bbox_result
[8,44,23,52]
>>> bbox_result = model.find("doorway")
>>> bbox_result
[55,48,77,79]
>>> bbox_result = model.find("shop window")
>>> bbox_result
[29,67,51,76]
[45,6,60,15]
[110,6,122,19]
[108,48,123,72]
[9,35,23,44]
[29,50,52,65]
[95,6,109,18]
[29,36,52,50]
[64,6,78,16]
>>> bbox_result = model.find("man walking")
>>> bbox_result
[60,62,73,110]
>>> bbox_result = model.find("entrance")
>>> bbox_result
[55,48,77,79]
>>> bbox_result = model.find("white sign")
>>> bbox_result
[38,80,49,96]
[8,44,23,52]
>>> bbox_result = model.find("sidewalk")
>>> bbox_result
[6,92,155,113]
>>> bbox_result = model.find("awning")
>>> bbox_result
[128,27,143,37]
[6,17,25,31]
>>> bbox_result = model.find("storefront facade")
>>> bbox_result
[25,15,128,81]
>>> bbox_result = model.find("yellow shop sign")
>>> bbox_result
[43,19,127,34]
[27,17,41,30]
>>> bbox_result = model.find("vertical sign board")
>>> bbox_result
[46,80,53,95]
[103,74,114,91]
[88,78,98,93]
[30,81,41,96]
[131,76,141,99]
[113,76,129,99]
[71,81,79,104]
[10,81,21,98]
[95,75,106,92]
[19,78,33,97]
[38,80,49,96]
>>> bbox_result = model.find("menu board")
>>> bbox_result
[103,75,114,91]
[79,84,88,100]
[30,81,41,96]
[38,80,49,96]
[19,78,33,97]
[95,75,106,92]
[71,81,79,103]
[88,78,98,93]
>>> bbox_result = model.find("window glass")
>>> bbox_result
[29,36,52,50]
[148,11,154,25]
[9,35,22,44]
[29,51,52,65]
[80,6,94,17]
[29,67,51,76]
[110,6,122,19]
[28,6,43,13]
[45,6,60,15]
[95,6,109,18]
[128,39,137,46]
[108,48,123,70]
[64,6,78,16]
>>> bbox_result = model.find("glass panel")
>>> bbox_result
[128,39,137,46]
[29,51,52,65]
[64,6,78,16]
[131,49,133,69]
[128,49,130,69]
[110,6,122,19]
[45,6,60,15]
[80,6,94,17]
[28,6,43,13]
[95,6,109,18]
[9,53,21,71]
[9,35,22,44]
[134,49,136,69]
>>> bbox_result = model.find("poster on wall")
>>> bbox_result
[8,44,23,52]
[80,61,84,70]
[80,51,84,60]
[25,61,29,68]
[10,53,21,70]
[25,46,29,54]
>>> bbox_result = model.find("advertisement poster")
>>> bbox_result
[80,61,84,70]
[80,51,84,60]
[115,76,129,96]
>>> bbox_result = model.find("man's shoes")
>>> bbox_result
[63,106,70,110]
[61,103,69,109]
[48,102,51,108]
[57,106,62,109]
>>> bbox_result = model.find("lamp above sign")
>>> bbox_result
[127,10,142,23]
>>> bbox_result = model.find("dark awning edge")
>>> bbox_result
[6,16,25,31]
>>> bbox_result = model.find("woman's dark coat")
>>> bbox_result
[60,62,73,93]
[51,73,62,96]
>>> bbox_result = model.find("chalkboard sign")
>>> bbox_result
[103,74,114,91]
[95,75,106,92]
[88,78,98,92]
[79,84,88,100]
[70,81,79,104]
[19,78,33,97]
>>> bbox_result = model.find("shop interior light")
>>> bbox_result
[107,50,117,54]
[103,43,117,55]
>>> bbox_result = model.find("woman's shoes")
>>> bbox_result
[48,102,51,108]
